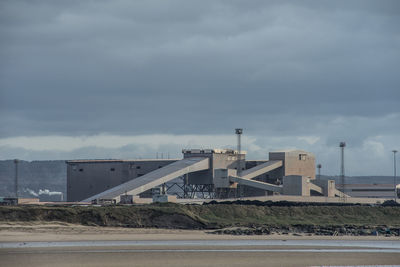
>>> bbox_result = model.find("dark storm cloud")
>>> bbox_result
[1,0,399,140]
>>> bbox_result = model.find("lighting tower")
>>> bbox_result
[317,164,322,179]
[393,150,398,202]
[339,142,346,201]
[14,159,19,198]
[235,128,243,176]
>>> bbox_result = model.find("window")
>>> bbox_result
[136,166,141,169]
[110,168,115,171]
[299,154,307,161]
[79,168,84,172]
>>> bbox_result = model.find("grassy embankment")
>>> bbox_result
[1,202,399,229]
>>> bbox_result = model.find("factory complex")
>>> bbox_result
[2,130,397,205]
[67,147,351,204]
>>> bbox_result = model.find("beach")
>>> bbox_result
[1,222,400,267]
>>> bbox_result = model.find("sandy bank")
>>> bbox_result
[1,222,399,242]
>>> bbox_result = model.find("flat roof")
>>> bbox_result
[182,148,247,154]
[66,159,179,164]
[270,149,310,153]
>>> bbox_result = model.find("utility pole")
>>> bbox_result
[14,159,19,198]
[393,150,397,202]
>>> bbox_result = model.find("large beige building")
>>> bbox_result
[67,148,345,203]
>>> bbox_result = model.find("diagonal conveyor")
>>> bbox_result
[240,160,282,180]
[82,157,209,202]
[334,189,350,198]
[308,183,323,195]
[229,176,283,193]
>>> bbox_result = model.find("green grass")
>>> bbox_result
[0,203,399,229]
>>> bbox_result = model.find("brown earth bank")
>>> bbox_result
[2,222,400,242]
[0,202,400,237]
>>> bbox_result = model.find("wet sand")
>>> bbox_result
[2,247,400,267]
[1,222,400,267]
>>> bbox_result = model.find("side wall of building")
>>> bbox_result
[269,151,315,180]
[67,160,177,201]
[185,151,244,185]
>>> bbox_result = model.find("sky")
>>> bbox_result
[0,0,399,176]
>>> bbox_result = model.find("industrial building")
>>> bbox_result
[67,159,176,202]
[338,182,399,199]
[67,148,346,203]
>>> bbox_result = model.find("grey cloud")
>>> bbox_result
[0,132,397,176]
[0,0,399,175]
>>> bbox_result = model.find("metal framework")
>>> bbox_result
[164,176,215,199]
[215,187,237,199]
[183,184,215,199]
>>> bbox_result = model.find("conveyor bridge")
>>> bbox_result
[83,157,209,202]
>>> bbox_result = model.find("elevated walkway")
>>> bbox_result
[229,176,283,193]
[224,160,284,194]
[82,157,209,202]
[240,160,282,180]
[309,182,324,195]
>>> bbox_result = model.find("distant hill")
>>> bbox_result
[0,160,66,201]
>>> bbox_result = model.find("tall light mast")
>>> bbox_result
[339,142,346,201]
[14,159,19,198]
[235,128,243,176]
[235,128,243,198]
[317,164,322,179]
[393,150,398,202]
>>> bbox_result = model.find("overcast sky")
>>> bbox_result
[0,0,399,176]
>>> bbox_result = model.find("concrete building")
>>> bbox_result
[67,148,342,203]
[182,149,245,185]
[269,150,316,179]
[340,183,399,199]
[67,159,177,202]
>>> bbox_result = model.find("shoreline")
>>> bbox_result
[1,222,399,242]
[2,222,399,267]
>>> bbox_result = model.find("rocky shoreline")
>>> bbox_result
[209,225,400,237]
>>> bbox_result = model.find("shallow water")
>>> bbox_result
[1,239,400,251]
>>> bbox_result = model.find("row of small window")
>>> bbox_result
[75,168,116,172]
[73,163,169,172]
[74,166,165,172]
[351,189,394,192]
